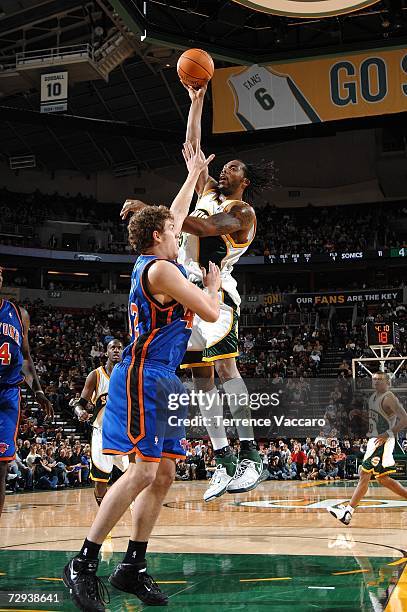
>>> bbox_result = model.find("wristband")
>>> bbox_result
[78,397,88,409]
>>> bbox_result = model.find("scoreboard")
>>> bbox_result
[365,322,400,346]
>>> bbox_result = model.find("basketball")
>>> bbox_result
[177,48,214,89]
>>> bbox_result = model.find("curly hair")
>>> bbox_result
[128,205,173,253]
[241,159,279,202]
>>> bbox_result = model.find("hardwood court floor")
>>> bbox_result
[1,479,407,611]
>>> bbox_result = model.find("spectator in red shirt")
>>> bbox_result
[291,443,307,477]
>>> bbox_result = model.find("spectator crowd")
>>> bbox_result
[0,187,406,256]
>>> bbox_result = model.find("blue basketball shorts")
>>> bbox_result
[0,386,21,461]
[102,359,188,462]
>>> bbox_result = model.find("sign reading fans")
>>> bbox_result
[212,46,407,132]
[286,289,403,306]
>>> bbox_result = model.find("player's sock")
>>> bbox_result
[78,538,102,561]
[239,439,262,462]
[122,540,148,570]
[198,386,228,450]
[214,445,237,477]
[222,377,254,441]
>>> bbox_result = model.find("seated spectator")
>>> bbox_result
[319,457,339,481]
[300,457,319,481]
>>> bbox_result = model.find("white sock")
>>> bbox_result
[346,505,354,514]
[222,377,254,441]
[198,386,228,451]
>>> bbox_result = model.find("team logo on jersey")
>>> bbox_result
[154,436,159,445]
[0,442,10,454]
[371,457,381,467]
[231,1,379,18]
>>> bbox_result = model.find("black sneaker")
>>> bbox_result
[62,557,109,611]
[109,563,169,606]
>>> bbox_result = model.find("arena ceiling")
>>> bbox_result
[0,0,406,175]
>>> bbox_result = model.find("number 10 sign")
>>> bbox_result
[40,71,68,113]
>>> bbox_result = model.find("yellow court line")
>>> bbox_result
[385,563,407,611]
[300,480,327,488]
[36,577,63,582]
[0,573,6,576]
[240,577,292,582]
[332,570,369,576]
[388,558,407,566]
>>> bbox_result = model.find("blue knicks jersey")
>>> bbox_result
[124,255,193,370]
[0,300,24,386]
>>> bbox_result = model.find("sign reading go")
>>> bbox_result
[232,0,380,18]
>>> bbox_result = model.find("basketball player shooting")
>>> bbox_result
[328,372,407,525]
[122,83,276,502]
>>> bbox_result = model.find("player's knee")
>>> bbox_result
[193,367,214,391]
[127,462,157,492]
[153,469,175,492]
[215,359,239,383]
[94,481,107,498]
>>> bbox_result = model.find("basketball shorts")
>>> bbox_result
[102,359,187,462]
[181,294,239,369]
[90,426,129,482]
[361,435,396,478]
[0,386,20,461]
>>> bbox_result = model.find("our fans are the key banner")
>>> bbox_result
[212,45,407,133]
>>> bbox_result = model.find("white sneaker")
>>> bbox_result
[327,504,353,525]
[203,466,233,502]
[227,459,267,494]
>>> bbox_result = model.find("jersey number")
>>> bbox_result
[129,303,140,340]
[182,309,194,329]
[0,342,11,366]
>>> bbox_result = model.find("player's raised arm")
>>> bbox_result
[182,200,255,237]
[74,370,98,422]
[20,307,54,420]
[184,84,216,194]
[120,142,214,224]
[170,141,214,235]
[148,260,220,322]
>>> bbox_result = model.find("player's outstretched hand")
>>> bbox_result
[202,261,221,292]
[183,81,207,102]
[35,391,54,421]
[182,140,214,178]
[120,199,148,220]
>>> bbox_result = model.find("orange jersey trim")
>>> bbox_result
[161,452,186,460]
[126,329,159,446]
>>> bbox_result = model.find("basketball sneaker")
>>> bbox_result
[109,564,168,606]
[203,453,237,502]
[62,557,109,611]
[327,504,353,525]
[227,444,268,494]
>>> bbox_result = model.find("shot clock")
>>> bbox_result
[365,322,400,346]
